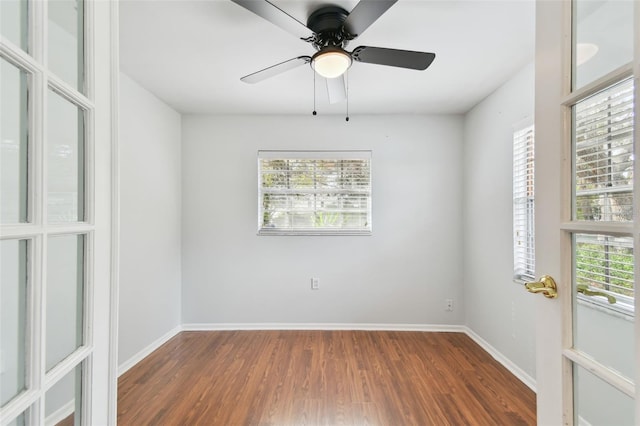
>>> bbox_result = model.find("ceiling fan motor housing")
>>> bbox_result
[306,6,353,50]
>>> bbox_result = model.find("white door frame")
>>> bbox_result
[93,0,120,424]
[533,1,566,423]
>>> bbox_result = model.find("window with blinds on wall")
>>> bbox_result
[258,151,372,235]
[573,78,634,314]
[513,124,535,282]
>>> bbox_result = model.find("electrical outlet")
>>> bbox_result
[445,299,454,311]
[311,278,320,290]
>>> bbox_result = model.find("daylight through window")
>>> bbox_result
[574,78,634,222]
[258,151,372,235]
[572,78,635,314]
[513,124,535,281]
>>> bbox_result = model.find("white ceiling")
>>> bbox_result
[119,0,535,115]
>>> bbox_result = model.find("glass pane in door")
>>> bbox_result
[572,0,634,89]
[573,78,634,222]
[0,0,28,52]
[48,0,84,92]
[1,57,29,224]
[45,363,83,426]
[46,234,85,371]
[573,233,634,381]
[47,90,85,223]
[574,364,634,425]
[0,239,28,406]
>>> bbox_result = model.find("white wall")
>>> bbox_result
[462,63,537,382]
[181,115,464,326]
[118,73,182,368]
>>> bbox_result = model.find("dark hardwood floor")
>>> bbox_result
[55,414,74,426]
[117,330,536,425]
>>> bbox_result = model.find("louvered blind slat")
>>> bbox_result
[513,125,535,281]
[258,151,372,235]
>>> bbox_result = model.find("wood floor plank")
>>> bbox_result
[118,331,536,425]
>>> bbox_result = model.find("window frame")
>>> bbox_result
[257,150,372,236]
[513,122,536,283]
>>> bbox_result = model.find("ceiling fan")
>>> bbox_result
[231,0,436,104]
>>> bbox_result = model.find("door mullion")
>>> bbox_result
[563,348,635,397]
[28,233,42,424]
[561,64,634,107]
[32,0,46,422]
[36,2,48,423]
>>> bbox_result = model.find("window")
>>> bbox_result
[513,124,535,281]
[572,78,634,315]
[574,234,634,314]
[258,150,372,235]
[574,78,633,222]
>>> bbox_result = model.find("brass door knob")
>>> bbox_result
[525,275,558,299]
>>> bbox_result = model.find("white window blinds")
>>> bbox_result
[574,78,634,222]
[258,151,372,235]
[572,78,634,314]
[575,234,634,311]
[513,124,535,281]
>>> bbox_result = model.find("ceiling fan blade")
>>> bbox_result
[231,0,314,40]
[241,56,311,84]
[352,46,435,70]
[343,0,397,37]
[326,75,346,104]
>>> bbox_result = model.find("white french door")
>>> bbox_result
[0,0,117,425]
[534,0,638,424]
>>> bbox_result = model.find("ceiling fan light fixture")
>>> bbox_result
[312,47,352,79]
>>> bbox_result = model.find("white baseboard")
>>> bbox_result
[118,325,182,376]
[463,326,536,392]
[182,322,467,332]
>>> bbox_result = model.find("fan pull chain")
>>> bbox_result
[345,70,350,122]
[312,70,317,116]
